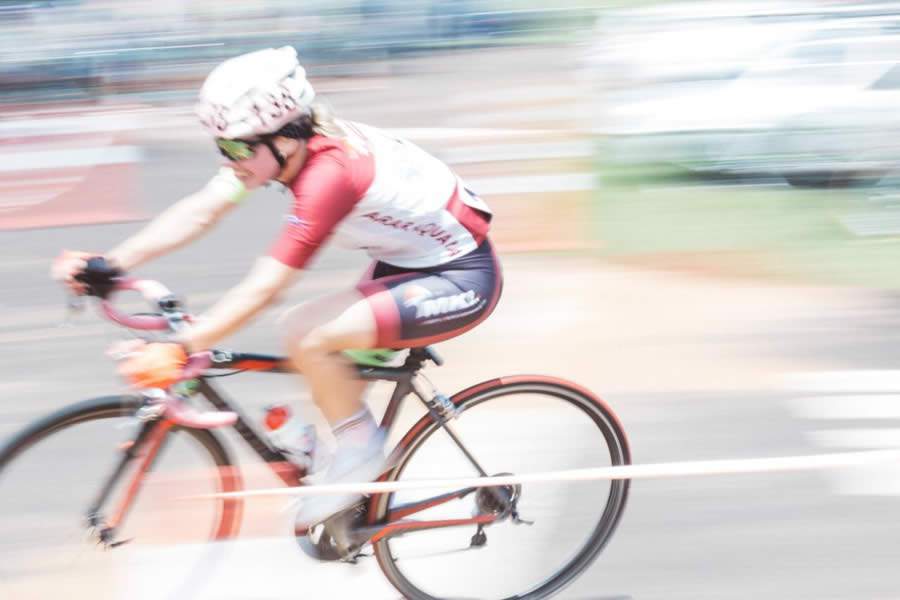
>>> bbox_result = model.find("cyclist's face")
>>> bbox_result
[218,139,281,189]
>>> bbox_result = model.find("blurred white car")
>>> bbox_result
[586,0,824,89]
[598,23,900,186]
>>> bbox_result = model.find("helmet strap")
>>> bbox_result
[262,138,287,169]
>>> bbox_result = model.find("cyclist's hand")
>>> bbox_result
[115,341,189,389]
[51,250,93,295]
[52,251,124,298]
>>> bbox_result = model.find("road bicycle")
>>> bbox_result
[0,277,630,599]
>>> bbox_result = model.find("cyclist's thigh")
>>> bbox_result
[280,287,378,351]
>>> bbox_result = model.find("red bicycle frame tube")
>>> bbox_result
[370,514,497,543]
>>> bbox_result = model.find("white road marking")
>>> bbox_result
[785,370,900,495]
[0,114,144,137]
[784,370,900,393]
[0,176,84,188]
[186,449,900,501]
[809,429,900,449]
[0,146,141,171]
[1,103,150,118]
[788,395,900,419]
[0,193,70,211]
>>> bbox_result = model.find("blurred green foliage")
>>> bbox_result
[593,160,900,289]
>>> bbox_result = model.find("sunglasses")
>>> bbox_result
[216,138,258,162]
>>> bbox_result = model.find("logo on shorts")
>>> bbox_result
[402,285,433,308]
[414,290,482,319]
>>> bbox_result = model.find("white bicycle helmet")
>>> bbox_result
[195,46,316,140]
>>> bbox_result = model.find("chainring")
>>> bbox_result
[295,501,369,561]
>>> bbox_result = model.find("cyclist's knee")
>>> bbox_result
[285,327,329,368]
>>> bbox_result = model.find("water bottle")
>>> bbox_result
[264,404,319,473]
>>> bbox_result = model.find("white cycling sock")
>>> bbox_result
[332,407,378,449]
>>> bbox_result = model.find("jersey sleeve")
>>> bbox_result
[268,151,362,269]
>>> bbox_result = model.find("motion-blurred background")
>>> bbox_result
[8,0,900,282]
[6,1,900,599]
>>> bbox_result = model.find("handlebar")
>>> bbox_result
[89,277,238,428]
[98,277,212,381]
[98,278,185,332]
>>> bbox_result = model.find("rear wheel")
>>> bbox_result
[371,377,630,600]
[0,395,242,599]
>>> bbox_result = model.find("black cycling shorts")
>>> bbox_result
[356,239,502,348]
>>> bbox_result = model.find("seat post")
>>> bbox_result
[403,348,429,371]
[405,346,443,370]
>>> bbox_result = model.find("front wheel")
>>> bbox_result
[0,395,243,597]
[371,376,630,600]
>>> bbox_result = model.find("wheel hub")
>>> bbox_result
[474,472,521,519]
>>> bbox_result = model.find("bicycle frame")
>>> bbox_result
[87,346,503,548]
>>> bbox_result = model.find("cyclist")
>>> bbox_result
[51,46,502,527]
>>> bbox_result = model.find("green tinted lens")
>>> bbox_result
[216,139,255,161]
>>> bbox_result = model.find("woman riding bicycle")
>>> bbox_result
[52,46,502,528]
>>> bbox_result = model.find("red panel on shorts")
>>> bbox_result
[445,187,490,245]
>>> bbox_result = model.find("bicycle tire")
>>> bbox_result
[370,376,630,600]
[0,395,243,545]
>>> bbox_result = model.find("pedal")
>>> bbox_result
[326,510,370,561]
[470,524,487,547]
[297,501,370,562]
[339,549,371,564]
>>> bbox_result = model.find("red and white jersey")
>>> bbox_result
[269,121,492,270]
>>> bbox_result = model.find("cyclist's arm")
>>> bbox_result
[181,256,297,352]
[180,151,362,352]
[107,168,247,271]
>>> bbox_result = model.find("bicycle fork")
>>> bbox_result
[85,416,172,548]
